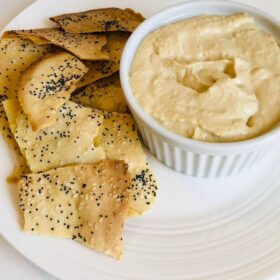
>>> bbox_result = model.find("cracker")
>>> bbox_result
[96,112,157,215]
[4,99,105,173]
[50,8,145,33]
[128,165,157,216]
[3,31,49,45]
[97,112,146,170]
[77,32,129,88]
[103,32,130,60]
[0,37,54,99]
[0,97,30,181]
[18,160,131,259]
[77,60,119,89]
[0,38,54,180]
[71,73,127,113]
[4,29,109,61]
[18,52,88,131]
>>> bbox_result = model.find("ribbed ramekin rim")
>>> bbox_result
[120,0,280,154]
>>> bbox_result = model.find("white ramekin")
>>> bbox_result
[120,0,280,177]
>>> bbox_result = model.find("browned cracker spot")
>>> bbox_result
[4,29,109,61]
[77,32,129,88]
[71,73,127,113]
[18,52,88,131]
[18,160,131,259]
[4,99,105,173]
[50,7,145,33]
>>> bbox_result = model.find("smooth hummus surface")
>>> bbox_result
[130,13,280,142]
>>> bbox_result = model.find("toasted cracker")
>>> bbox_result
[4,99,105,173]
[77,32,129,88]
[4,29,109,61]
[50,8,145,33]
[18,52,88,131]
[0,38,54,180]
[18,160,131,259]
[0,37,54,99]
[103,32,129,60]
[128,164,157,216]
[71,73,127,113]
[77,60,119,89]
[96,112,157,215]
[0,97,30,181]
[3,31,49,45]
[96,112,146,171]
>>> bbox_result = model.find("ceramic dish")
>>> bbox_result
[120,0,280,177]
[2,0,280,280]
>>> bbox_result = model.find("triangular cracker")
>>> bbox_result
[71,73,127,113]
[4,99,105,173]
[18,52,88,131]
[95,112,157,215]
[77,32,129,88]
[4,29,109,61]
[50,8,145,33]
[18,160,131,259]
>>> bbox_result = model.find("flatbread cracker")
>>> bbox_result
[0,38,54,180]
[77,32,129,88]
[50,8,145,33]
[96,112,146,170]
[96,112,157,215]
[18,52,88,131]
[71,73,127,113]
[128,164,157,216]
[3,31,49,45]
[4,29,109,61]
[77,60,119,89]
[18,160,131,259]
[0,37,54,99]
[4,99,105,173]
[103,32,129,60]
[0,97,30,181]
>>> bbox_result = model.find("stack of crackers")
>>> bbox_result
[0,7,157,259]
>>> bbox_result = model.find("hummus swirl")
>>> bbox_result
[130,14,280,142]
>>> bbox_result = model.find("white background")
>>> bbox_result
[0,0,280,279]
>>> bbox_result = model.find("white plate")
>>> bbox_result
[1,0,280,279]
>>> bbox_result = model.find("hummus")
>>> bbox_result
[130,14,280,142]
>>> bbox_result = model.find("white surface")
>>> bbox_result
[0,0,280,280]
[0,237,53,279]
[120,0,280,177]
